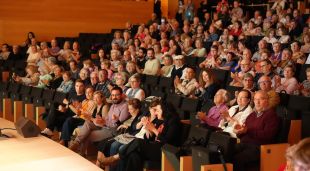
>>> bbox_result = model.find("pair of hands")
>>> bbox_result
[91,115,105,126]
[140,116,157,133]
[197,109,230,121]
[174,76,181,86]
[233,124,247,135]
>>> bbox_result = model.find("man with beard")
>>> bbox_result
[143,48,161,76]
[136,47,147,72]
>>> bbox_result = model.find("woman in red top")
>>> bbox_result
[229,21,243,37]
[216,0,229,13]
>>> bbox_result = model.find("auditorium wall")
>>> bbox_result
[0,0,153,45]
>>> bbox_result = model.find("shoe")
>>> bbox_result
[41,128,53,137]
[98,155,119,166]
[59,140,65,146]
[69,140,80,152]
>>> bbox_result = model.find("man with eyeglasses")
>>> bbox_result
[96,69,111,98]
[232,90,280,171]
[230,59,255,87]
[254,59,276,88]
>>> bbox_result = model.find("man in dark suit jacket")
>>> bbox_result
[170,55,187,79]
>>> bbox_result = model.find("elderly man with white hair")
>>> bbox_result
[197,89,230,129]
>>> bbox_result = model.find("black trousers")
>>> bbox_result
[233,143,260,171]
[118,139,163,171]
[46,105,75,131]
[97,138,116,156]
[60,117,85,141]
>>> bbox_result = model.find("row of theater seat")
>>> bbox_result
[0,82,68,115]
[0,77,308,171]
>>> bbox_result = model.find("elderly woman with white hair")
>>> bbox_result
[36,65,53,88]
[197,89,230,129]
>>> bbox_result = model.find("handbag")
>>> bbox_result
[114,133,136,145]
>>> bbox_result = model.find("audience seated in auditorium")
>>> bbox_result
[2,1,310,169]
[219,89,253,138]
[47,65,64,90]
[169,55,187,79]
[69,60,80,80]
[89,71,99,89]
[68,90,110,154]
[112,72,128,93]
[58,41,73,62]
[233,90,280,171]
[174,67,197,97]
[27,45,41,66]
[48,39,60,57]
[230,58,255,87]
[299,68,310,97]
[39,42,50,59]
[12,65,40,86]
[142,48,161,75]
[193,68,220,102]
[36,65,53,89]
[26,38,40,55]
[274,64,299,94]
[57,71,74,93]
[95,69,112,98]
[22,32,35,48]
[199,45,220,68]
[78,68,91,86]
[110,98,181,171]
[41,79,86,137]
[59,86,96,147]
[96,98,144,170]
[71,41,82,63]
[125,74,145,101]
[0,43,11,60]
[197,89,230,129]
[190,38,206,57]
[159,54,173,77]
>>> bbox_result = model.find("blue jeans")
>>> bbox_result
[110,141,127,171]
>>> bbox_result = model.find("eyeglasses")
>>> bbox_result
[238,96,249,99]
[241,64,250,66]
[260,64,268,67]
[259,80,271,84]
[244,79,253,82]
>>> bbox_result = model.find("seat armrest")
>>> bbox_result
[260,143,289,171]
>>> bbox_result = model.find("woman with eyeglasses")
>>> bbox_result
[218,89,253,138]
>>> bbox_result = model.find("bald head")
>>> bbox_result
[254,90,269,112]
[258,75,272,91]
